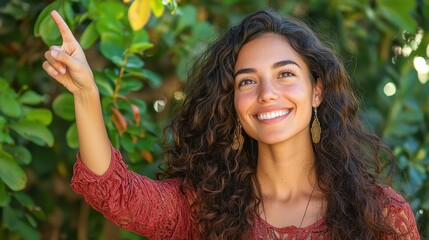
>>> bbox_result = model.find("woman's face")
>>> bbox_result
[233,33,322,146]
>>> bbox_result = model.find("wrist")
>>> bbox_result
[73,85,100,105]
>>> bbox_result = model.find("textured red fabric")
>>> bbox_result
[71,146,420,239]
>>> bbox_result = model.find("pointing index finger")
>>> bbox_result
[50,10,77,44]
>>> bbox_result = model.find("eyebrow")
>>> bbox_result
[234,60,301,78]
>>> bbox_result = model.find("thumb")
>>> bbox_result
[50,49,83,73]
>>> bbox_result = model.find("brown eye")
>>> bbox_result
[279,71,295,78]
[238,79,256,87]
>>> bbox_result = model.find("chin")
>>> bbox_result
[258,136,289,146]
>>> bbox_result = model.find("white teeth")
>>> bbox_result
[257,110,290,120]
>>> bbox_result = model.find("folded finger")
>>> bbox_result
[48,48,80,72]
[44,50,66,75]
[42,61,59,77]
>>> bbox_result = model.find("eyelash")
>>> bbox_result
[238,79,255,87]
[237,70,296,87]
[278,70,295,78]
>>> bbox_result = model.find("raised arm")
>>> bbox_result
[42,10,111,175]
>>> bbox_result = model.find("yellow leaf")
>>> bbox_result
[128,0,151,31]
[140,150,153,163]
[150,0,164,17]
[123,0,131,3]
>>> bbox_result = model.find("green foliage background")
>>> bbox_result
[0,0,428,239]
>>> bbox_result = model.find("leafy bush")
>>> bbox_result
[0,0,427,239]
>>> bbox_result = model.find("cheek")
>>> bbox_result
[234,92,251,119]
[284,83,313,103]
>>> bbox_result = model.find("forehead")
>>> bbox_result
[234,33,307,71]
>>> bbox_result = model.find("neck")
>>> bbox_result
[256,138,316,200]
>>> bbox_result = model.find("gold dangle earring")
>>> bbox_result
[311,108,321,144]
[232,122,244,151]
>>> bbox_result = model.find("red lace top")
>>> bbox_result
[71,146,420,239]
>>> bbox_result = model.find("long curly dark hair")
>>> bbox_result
[161,9,396,239]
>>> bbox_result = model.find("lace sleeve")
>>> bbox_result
[380,186,421,240]
[70,146,195,239]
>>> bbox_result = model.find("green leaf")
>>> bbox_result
[94,71,114,97]
[80,22,99,49]
[400,110,424,123]
[403,138,419,155]
[125,54,144,68]
[52,93,75,121]
[94,1,125,20]
[141,69,161,87]
[126,68,161,87]
[192,21,213,41]
[150,0,164,17]
[29,206,46,221]
[112,55,125,66]
[119,78,143,94]
[100,40,125,62]
[13,191,45,222]
[66,123,79,149]
[63,0,75,26]
[4,146,32,165]
[104,68,119,82]
[108,128,120,149]
[176,5,197,33]
[3,207,41,240]
[24,108,53,126]
[34,1,60,37]
[0,131,14,145]
[121,134,135,153]
[13,192,35,208]
[0,78,8,89]
[137,134,155,151]
[127,42,153,54]
[10,121,54,147]
[164,0,178,13]
[25,213,37,228]
[0,181,11,207]
[0,150,26,191]
[130,98,147,114]
[129,29,153,54]
[379,0,417,32]
[96,16,123,35]
[38,6,64,45]
[3,206,19,228]
[409,165,425,186]
[1,1,28,19]
[0,93,22,117]
[132,28,149,43]
[19,90,45,105]
[222,0,240,4]
[0,116,6,129]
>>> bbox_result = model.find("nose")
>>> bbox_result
[258,78,279,103]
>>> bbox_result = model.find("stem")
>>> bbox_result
[113,53,130,101]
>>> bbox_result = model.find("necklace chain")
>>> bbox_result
[264,184,317,240]
[295,184,316,239]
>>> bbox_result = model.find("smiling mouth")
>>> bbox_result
[256,109,291,120]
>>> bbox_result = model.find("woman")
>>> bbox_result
[43,8,419,239]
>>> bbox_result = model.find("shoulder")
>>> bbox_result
[375,184,420,239]
[375,184,406,205]
[375,184,412,217]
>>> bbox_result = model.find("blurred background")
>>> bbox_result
[0,0,428,239]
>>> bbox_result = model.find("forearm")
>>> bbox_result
[74,87,111,175]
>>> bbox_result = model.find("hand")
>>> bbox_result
[42,10,97,95]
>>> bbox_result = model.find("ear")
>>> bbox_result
[312,78,323,107]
